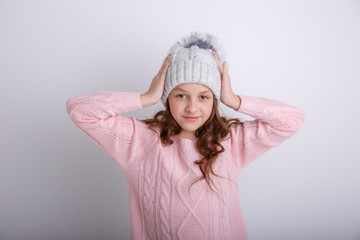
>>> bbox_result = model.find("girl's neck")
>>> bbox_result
[174,134,198,143]
[176,131,197,140]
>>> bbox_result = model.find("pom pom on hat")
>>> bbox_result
[169,32,226,66]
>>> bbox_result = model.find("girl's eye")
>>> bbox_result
[176,94,186,99]
[200,95,209,100]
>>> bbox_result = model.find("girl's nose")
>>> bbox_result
[185,99,198,113]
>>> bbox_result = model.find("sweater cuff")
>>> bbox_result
[236,95,265,116]
[95,91,143,112]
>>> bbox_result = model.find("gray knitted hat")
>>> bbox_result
[161,32,226,107]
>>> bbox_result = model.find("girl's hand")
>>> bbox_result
[212,51,241,110]
[140,54,171,107]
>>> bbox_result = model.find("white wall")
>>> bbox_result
[1,0,359,239]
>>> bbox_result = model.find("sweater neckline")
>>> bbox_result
[173,135,198,144]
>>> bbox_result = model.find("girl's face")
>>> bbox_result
[168,83,214,140]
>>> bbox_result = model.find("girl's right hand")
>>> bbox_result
[140,53,171,107]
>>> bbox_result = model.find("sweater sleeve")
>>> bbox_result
[66,91,148,170]
[229,95,306,171]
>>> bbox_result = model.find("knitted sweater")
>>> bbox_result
[66,91,306,240]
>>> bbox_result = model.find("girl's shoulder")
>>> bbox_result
[117,116,161,143]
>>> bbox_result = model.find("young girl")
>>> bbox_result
[66,32,306,240]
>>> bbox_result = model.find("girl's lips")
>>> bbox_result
[184,116,199,122]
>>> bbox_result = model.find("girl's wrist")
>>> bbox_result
[232,94,241,110]
[140,93,155,108]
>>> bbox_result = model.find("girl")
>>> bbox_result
[66,32,306,240]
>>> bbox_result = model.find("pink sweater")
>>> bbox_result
[66,91,306,240]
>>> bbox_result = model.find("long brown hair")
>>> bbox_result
[140,96,243,201]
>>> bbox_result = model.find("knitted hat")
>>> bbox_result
[161,32,226,107]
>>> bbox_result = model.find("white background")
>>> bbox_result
[1,0,359,239]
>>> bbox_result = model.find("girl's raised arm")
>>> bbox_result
[66,54,171,170]
[229,94,306,170]
[66,91,149,170]
[212,51,306,170]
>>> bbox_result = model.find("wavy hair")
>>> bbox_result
[140,96,243,202]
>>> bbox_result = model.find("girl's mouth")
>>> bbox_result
[184,116,199,122]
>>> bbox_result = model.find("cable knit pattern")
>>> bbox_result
[159,154,172,239]
[66,91,306,240]
[210,162,222,240]
[208,155,233,239]
[143,156,156,239]
[220,163,232,240]
[177,170,207,239]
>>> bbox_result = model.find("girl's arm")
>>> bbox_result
[66,55,171,170]
[229,94,306,170]
[66,91,151,170]
[211,51,305,170]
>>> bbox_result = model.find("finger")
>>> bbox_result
[163,53,171,63]
[212,51,221,68]
[159,54,171,74]
[160,57,171,77]
[212,51,223,74]
[165,54,171,66]
[164,54,171,68]
[224,61,228,75]
[158,64,165,75]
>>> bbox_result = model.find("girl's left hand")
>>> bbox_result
[212,51,241,110]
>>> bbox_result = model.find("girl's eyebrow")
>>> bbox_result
[173,87,211,94]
